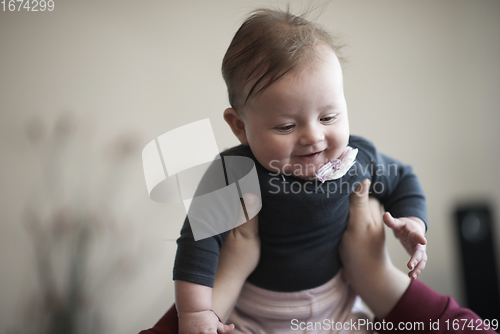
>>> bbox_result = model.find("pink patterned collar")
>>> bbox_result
[314,147,358,183]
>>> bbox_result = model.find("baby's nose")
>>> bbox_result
[299,126,324,145]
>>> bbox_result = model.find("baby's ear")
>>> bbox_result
[223,108,248,145]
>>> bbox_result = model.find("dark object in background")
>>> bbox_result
[455,205,500,320]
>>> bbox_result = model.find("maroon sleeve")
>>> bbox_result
[376,279,497,333]
[139,304,178,334]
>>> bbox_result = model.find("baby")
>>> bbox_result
[174,8,428,333]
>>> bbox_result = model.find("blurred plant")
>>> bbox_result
[14,112,143,334]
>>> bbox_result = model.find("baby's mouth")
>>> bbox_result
[295,150,324,161]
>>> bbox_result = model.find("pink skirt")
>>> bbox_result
[228,270,371,334]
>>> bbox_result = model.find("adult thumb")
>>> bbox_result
[349,179,371,209]
[241,193,261,221]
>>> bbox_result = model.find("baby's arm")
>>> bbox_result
[383,213,427,279]
[175,281,234,334]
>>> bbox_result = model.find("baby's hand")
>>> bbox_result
[178,310,234,334]
[383,213,427,279]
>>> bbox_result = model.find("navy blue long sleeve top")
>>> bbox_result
[173,135,427,292]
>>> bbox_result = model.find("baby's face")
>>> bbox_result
[241,47,349,179]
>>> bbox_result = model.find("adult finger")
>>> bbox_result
[348,179,372,232]
[234,193,260,238]
[350,179,371,209]
[241,193,261,221]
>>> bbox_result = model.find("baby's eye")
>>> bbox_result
[321,115,337,123]
[277,124,294,132]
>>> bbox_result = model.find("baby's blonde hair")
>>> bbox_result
[221,8,343,112]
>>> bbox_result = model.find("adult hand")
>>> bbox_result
[212,193,261,323]
[340,179,411,319]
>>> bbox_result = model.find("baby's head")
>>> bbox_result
[222,8,349,179]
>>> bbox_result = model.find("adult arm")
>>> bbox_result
[341,179,495,333]
[349,136,427,227]
[140,194,260,334]
[380,279,497,333]
[350,136,428,278]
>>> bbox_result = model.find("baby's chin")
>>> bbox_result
[263,159,327,179]
[291,173,316,180]
[279,166,319,180]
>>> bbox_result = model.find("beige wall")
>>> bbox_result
[1,0,499,332]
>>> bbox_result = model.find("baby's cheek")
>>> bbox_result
[337,130,350,147]
[253,150,282,172]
